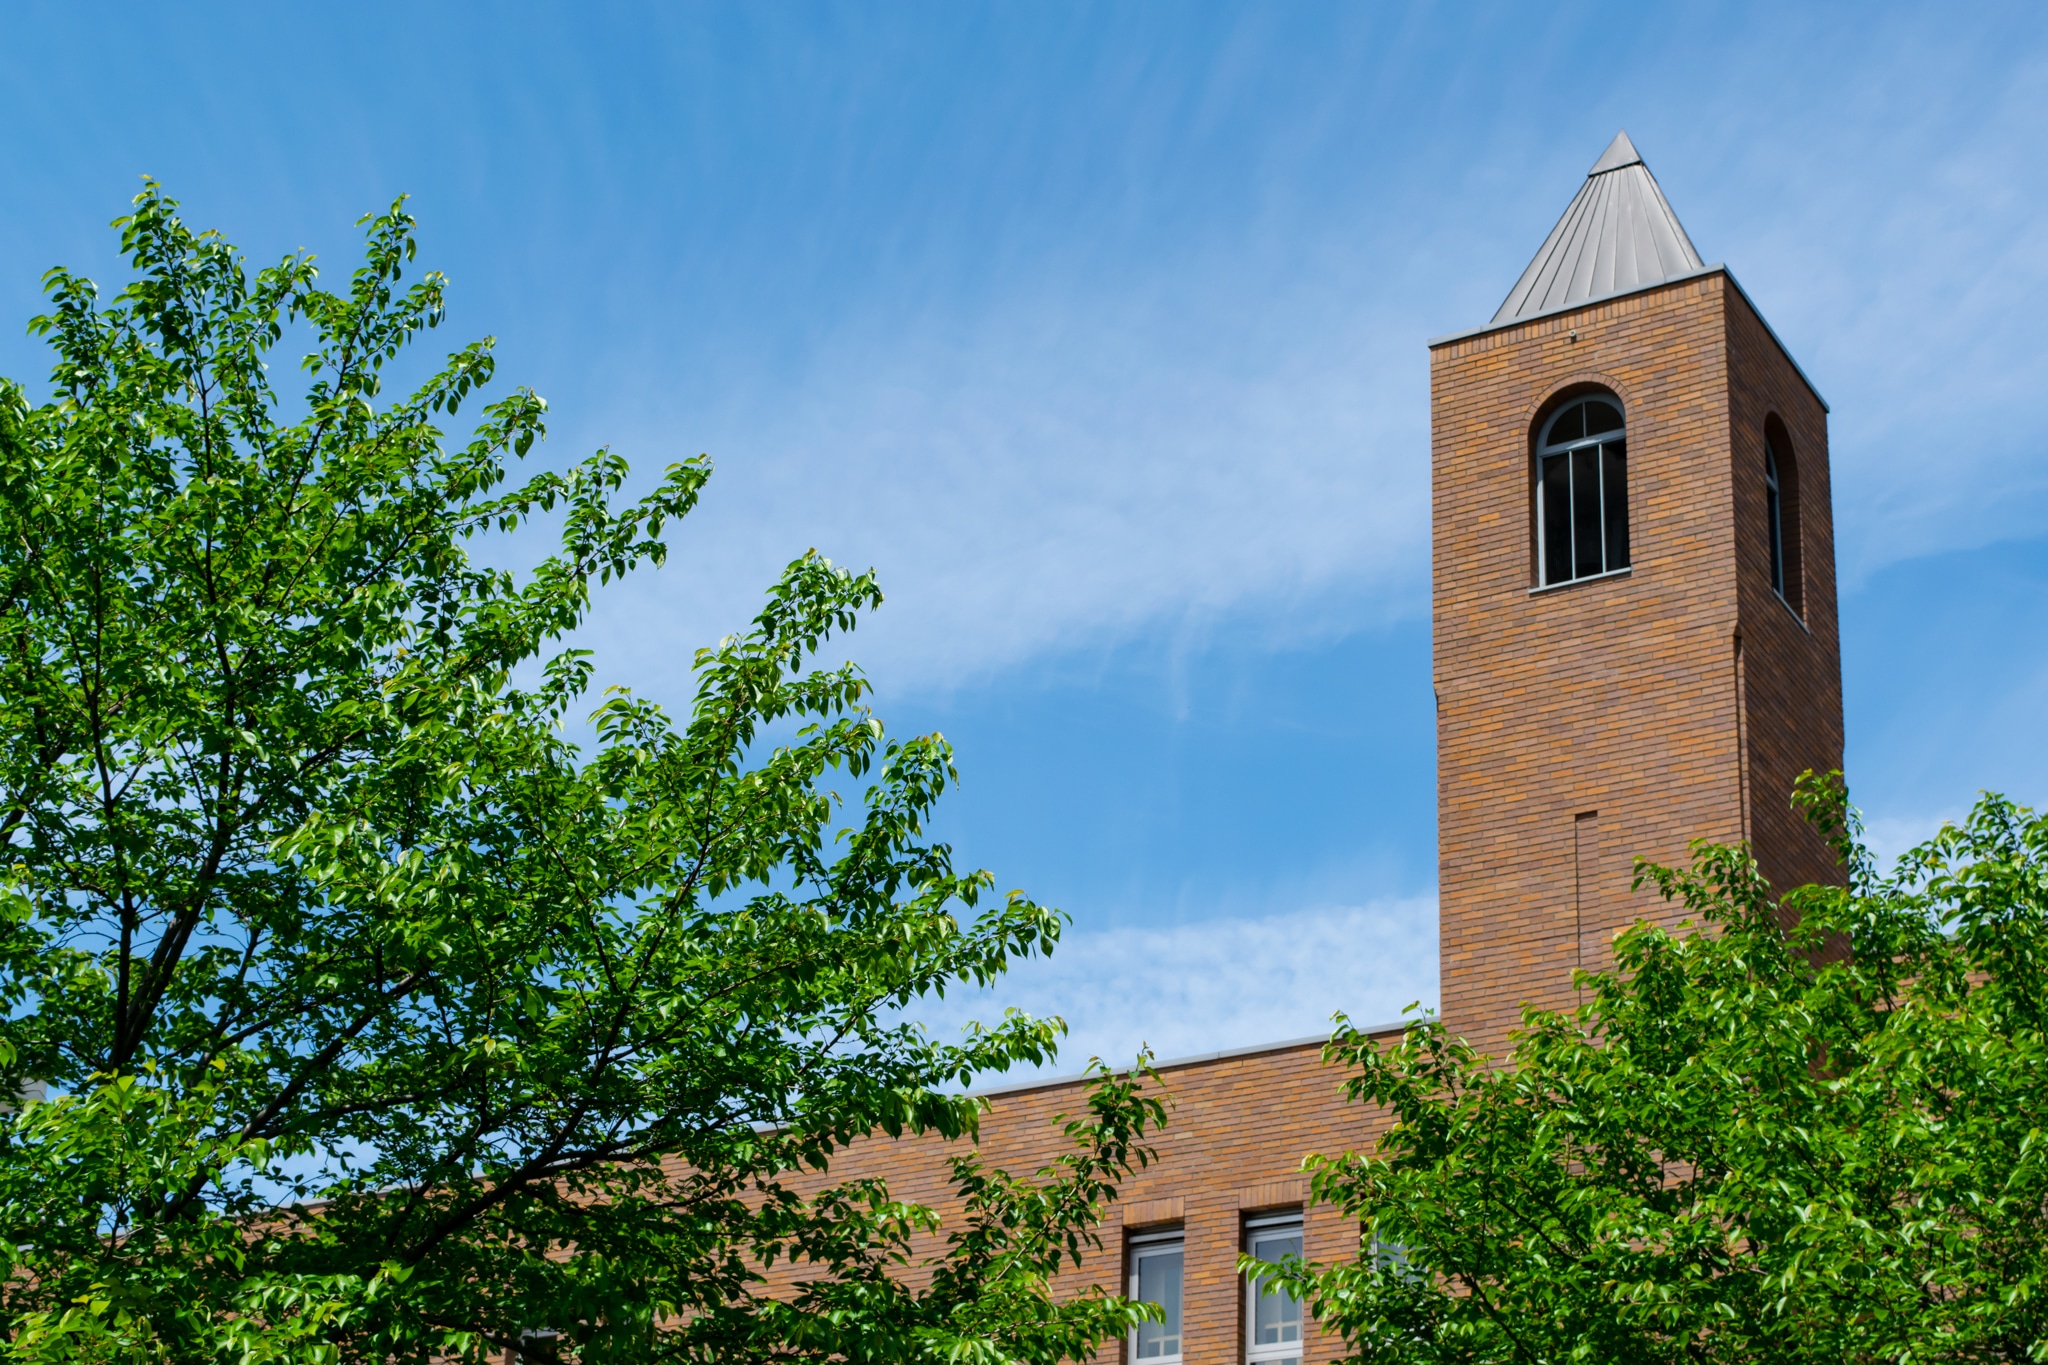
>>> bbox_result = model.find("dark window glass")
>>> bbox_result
[1541,454,1571,585]
[1766,446,1785,596]
[1549,403,1584,443]
[1584,400,1623,436]
[1571,447,1603,578]
[1767,486,1783,592]
[1602,442,1629,570]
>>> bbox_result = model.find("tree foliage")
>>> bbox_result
[1281,774,2048,1365]
[0,185,1161,1363]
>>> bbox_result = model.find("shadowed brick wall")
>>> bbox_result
[1725,292,1844,904]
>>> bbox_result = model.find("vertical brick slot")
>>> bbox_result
[1573,812,1599,971]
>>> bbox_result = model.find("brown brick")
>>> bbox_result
[1430,272,1843,1057]
[741,1036,1381,1365]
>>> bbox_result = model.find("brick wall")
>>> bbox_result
[1723,288,1845,903]
[755,1034,1397,1365]
[1430,271,1843,1058]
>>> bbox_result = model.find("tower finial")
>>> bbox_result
[1588,130,1643,175]
[1490,130,1702,324]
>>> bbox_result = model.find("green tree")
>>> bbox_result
[0,186,1162,1363]
[1276,775,2048,1365]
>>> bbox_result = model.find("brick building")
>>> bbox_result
[826,131,1844,1365]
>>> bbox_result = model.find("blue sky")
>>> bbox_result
[2,2,2044,1069]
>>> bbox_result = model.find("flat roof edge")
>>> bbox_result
[966,1020,1414,1100]
[1426,265,1829,413]
[1719,269,1831,414]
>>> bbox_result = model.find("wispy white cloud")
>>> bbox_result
[1640,31,2048,585]
[915,897,1439,1080]
[579,236,1435,698]
[569,21,2048,698]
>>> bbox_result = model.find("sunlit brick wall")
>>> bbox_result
[1429,271,1843,1060]
[775,1034,1397,1365]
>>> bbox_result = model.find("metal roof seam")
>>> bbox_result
[1494,131,1705,326]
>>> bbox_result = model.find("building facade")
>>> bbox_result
[823,131,1846,1365]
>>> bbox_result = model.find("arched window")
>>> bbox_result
[1535,393,1629,587]
[1763,418,1802,612]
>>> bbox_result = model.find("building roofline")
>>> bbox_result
[1427,264,1830,413]
[1428,263,1726,347]
[965,1021,1414,1101]
[1491,132,1705,327]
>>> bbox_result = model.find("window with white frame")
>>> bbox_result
[1244,1215,1304,1365]
[1129,1231,1184,1365]
[1368,1229,1416,1280]
[1535,393,1629,587]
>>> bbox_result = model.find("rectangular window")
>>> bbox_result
[1130,1232,1184,1364]
[1369,1231,1414,1276]
[1245,1215,1303,1365]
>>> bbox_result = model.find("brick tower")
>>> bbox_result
[1430,132,1845,1057]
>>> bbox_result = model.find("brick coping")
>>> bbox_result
[966,1021,1413,1101]
[1426,264,1829,414]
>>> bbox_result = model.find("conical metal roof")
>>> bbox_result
[1492,131,1705,324]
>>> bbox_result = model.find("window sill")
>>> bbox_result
[1529,566,1632,595]
[1775,589,1810,633]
